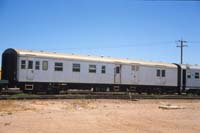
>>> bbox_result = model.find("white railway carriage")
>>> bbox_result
[177,64,200,94]
[2,48,179,93]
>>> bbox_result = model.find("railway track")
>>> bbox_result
[0,92,200,100]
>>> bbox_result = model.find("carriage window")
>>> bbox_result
[162,70,166,77]
[156,69,160,77]
[21,60,26,69]
[102,66,106,74]
[136,66,139,71]
[89,65,96,73]
[28,61,33,69]
[195,72,199,79]
[132,65,139,71]
[73,64,80,72]
[187,72,191,78]
[42,61,48,70]
[55,62,63,71]
[132,66,136,71]
[116,66,120,74]
[35,61,40,70]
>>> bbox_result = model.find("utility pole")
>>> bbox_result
[177,39,188,64]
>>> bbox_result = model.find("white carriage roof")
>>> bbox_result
[179,64,200,69]
[14,48,177,68]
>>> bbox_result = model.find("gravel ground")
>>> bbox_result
[0,99,200,133]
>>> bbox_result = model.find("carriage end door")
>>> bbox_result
[114,65,121,84]
[131,65,139,84]
[26,59,34,80]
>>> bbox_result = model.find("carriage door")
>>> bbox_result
[131,65,139,84]
[26,59,34,80]
[156,69,166,85]
[182,69,186,92]
[114,65,121,84]
[160,69,166,85]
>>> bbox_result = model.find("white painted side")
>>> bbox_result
[17,56,178,87]
[121,65,177,86]
[179,64,200,90]
[185,68,200,90]
[18,56,115,84]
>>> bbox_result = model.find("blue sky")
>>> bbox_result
[0,0,200,65]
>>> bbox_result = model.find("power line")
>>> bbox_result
[177,39,188,64]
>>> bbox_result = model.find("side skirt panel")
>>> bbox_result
[16,82,179,94]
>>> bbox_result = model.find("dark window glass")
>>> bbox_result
[132,65,139,71]
[157,69,160,77]
[55,62,63,71]
[102,66,106,74]
[89,65,96,73]
[195,72,199,79]
[42,61,48,70]
[21,60,26,69]
[162,70,166,77]
[116,66,120,74]
[132,66,136,71]
[73,64,80,72]
[187,72,191,78]
[136,66,139,71]
[28,61,33,69]
[35,61,40,70]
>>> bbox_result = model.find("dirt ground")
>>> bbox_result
[0,99,200,133]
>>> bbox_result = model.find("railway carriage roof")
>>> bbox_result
[179,64,200,69]
[9,48,177,68]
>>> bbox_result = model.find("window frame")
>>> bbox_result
[89,65,96,73]
[115,66,120,74]
[101,65,106,74]
[72,63,80,72]
[132,66,136,71]
[42,61,48,71]
[132,65,139,71]
[187,72,191,79]
[35,61,40,70]
[21,60,26,69]
[156,69,161,77]
[161,70,166,77]
[28,60,33,69]
[136,66,139,71]
[195,72,200,79]
[54,62,63,71]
